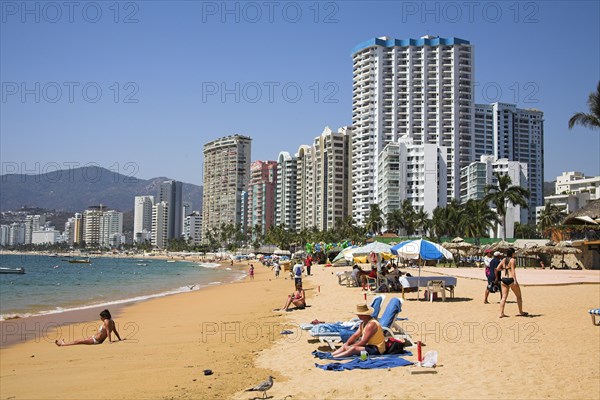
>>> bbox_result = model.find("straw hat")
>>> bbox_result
[354,303,374,316]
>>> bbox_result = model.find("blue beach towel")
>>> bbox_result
[312,350,413,360]
[315,357,413,371]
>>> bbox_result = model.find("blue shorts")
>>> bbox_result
[364,345,381,355]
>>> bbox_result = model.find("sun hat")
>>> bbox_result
[354,303,374,316]
[494,251,502,257]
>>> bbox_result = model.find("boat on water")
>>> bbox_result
[0,267,25,274]
[68,258,92,264]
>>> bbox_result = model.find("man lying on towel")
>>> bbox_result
[332,304,386,358]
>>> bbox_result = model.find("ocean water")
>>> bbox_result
[0,254,244,320]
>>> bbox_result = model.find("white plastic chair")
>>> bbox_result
[426,280,446,302]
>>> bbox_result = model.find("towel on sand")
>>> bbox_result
[315,357,413,371]
[312,350,413,360]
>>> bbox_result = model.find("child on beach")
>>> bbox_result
[55,309,122,346]
[274,262,281,278]
[249,264,255,280]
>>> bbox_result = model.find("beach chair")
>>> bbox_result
[590,309,600,326]
[426,280,446,302]
[337,271,354,286]
[311,295,386,350]
[379,297,414,349]
[364,275,377,291]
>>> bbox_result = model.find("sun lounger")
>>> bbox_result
[310,295,385,350]
[378,297,415,348]
[590,309,600,326]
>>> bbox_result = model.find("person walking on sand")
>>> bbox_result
[484,251,502,304]
[496,248,528,318]
[249,264,255,280]
[55,309,122,346]
[274,261,281,278]
[292,259,304,287]
[305,255,313,276]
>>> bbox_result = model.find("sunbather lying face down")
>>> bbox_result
[331,304,386,358]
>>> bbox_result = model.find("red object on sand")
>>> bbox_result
[318,285,320,293]
[417,341,422,362]
[363,293,367,301]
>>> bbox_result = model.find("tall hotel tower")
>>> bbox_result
[351,35,474,225]
[202,134,252,240]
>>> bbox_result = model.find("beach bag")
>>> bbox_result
[384,337,407,354]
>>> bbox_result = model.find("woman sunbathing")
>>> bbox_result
[275,284,306,312]
[55,309,123,346]
[332,304,386,357]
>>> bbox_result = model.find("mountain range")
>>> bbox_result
[0,166,203,213]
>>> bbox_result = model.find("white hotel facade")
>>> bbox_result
[351,35,474,225]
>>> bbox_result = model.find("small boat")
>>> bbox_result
[137,263,148,266]
[68,258,91,264]
[167,260,176,263]
[0,267,25,274]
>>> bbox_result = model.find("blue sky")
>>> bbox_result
[1,0,599,186]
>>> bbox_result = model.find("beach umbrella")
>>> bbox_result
[442,241,476,266]
[391,239,453,300]
[332,245,358,263]
[490,240,513,252]
[351,241,393,256]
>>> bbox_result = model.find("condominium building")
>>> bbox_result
[275,151,297,230]
[312,126,352,231]
[0,225,9,246]
[158,181,183,240]
[99,210,123,248]
[377,138,449,219]
[183,211,202,245]
[202,134,252,239]
[24,215,46,244]
[152,201,169,249]
[295,145,315,230]
[351,35,474,225]
[73,213,83,244]
[535,171,599,225]
[460,155,529,238]
[32,229,59,245]
[474,103,544,223]
[83,206,104,246]
[8,223,25,246]
[134,195,155,243]
[248,160,278,235]
[555,171,600,200]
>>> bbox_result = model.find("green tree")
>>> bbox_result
[568,81,600,132]
[458,199,498,244]
[484,172,530,240]
[365,204,384,235]
[537,203,567,237]
[414,208,430,237]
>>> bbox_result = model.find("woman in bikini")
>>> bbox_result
[55,309,123,346]
[495,248,528,318]
[276,284,306,312]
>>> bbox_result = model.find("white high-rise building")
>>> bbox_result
[99,210,123,248]
[24,215,46,244]
[8,223,25,246]
[474,103,544,223]
[460,155,529,238]
[183,211,202,245]
[378,138,449,219]
[134,196,154,243]
[312,126,352,231]
[202,134,252,240]
[295,145,315,230]
[152,201,169,249]
[275,151,297,230]
[32,229,59,245]
[351,35,474,225]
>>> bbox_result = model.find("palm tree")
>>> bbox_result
[458,199,498,244]
[537,202,567,237]
[484,172,530,240]
[365,204,384,235]
[414,208,430,236]
[399,199,417,236]
[386,209,403,235]
[568,81,600,131]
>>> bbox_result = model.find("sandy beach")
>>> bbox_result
[1,261,599,399]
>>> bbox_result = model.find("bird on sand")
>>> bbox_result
[245,376,274,398]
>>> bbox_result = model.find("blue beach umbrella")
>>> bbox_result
[391,239,453,300]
